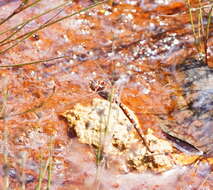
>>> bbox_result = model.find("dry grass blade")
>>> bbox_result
[94,87,115,190]
[0,0,42,26]
[0,0,107,55]
[0,55,70,68]
[186,0,197,42]
[204,4,213,63]
[1,78,9,190]
[36,136,54,190]
[0,4,66,55]
[0,86,55,120]
[185,0,212,63]
[0,1,70,36]
[0,1,71,45]
[20,152,28,190]
[47,137,54,190]
[205,4,213,40]
[95,115,104,166]
[36,157,51,190]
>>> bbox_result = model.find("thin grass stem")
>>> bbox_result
[0,86,55,120]
[94,87,114,190]
[0,1,71,45]
[205,5,213,40]
[185,0,212,62]
[186,0,197,41]
[0,0,42,26]
[0,21,26,45]
[20,152,27,190]
[0,55,70,68]
[0,4,65,54]
[47,136,54,190]
[36,157,50,190]
[1,78,9,190]
[96,116,104,166]
[0,0,106,54]
[0,1,71,36]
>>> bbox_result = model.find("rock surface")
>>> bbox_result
[62,98,205,173]
[159,58,213,156]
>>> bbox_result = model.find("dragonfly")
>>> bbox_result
[89,58,213,158]
[89,79,153,153]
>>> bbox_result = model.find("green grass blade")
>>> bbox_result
[47,137,54,190]
[94,87,114,190]
[0,86,55,120]
[20,152,28,190]
[0,1,71,46]
[36,158,50,190]
[0,1,71,37]
[1,79,9,190]
[0,0,42,26]
[186,0,197,42]
[0,22,27,45]
[0,0,106,54]
[0,5,65,54]
[0,55,70,68]
[206,4,213,40]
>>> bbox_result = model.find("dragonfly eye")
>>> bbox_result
[89,80,106,92]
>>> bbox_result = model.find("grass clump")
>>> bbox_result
[185,0,212,64]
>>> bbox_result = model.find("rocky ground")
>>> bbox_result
[0,0,212,189]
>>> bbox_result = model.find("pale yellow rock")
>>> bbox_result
[62,98,192,173]
[62,98,138,155]
[127,129,174,172]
